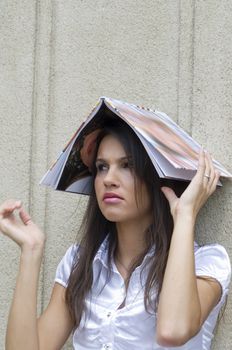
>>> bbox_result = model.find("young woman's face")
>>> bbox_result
[94,135,152,227]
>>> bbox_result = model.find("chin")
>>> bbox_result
[100,209,125,223]
[102,213,121,222]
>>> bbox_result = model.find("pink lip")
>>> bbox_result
[103,192,123,203]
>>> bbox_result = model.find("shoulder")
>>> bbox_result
[194,242,230,268]
[54,244,80,288]
[194,242,231,303]
[54,237,109,288]
[60,244,80,266]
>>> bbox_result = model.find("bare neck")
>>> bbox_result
[115,220,150,266]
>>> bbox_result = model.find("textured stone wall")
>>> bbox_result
[0,1,231,349]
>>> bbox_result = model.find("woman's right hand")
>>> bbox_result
[0,200,45,253]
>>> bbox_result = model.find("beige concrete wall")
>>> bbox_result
[0,1,231,349]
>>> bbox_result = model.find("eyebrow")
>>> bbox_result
[95,156,132,163]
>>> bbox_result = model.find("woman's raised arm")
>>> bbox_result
[0,200,73,350]
[156,151,222,347]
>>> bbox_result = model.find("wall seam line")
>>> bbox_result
[29,0,39,213]
[41,0,56,312]
[189,0,196,137]
[177,0,181,125]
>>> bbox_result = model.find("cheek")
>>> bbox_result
[94,177,101,199]
[94,176,106,211]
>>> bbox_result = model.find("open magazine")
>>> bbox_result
[40,97,232,195]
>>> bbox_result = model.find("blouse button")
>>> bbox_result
[107,312,111,317]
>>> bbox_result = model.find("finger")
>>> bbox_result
[206,153,217,188]
[196,149,206,181]
[204,151,211,176]
[0,200,22,217]
[19,208,32,226]
[209,170,220,194]
[202,151,211,186]
[161,187,177,206]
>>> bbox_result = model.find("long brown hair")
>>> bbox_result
[65,119,187,328]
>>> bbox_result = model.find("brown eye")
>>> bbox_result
[122,160,133,169]
[96,163,108,172]
[122,161,129,168]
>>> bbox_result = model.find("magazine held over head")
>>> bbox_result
[40,97,232,195]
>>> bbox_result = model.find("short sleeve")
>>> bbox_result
[195,243,231,304]
[55,245,79,288]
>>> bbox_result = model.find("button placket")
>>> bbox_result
[99,309,115,346]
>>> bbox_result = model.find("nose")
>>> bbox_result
[103,166,119,188]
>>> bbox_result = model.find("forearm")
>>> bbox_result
[157,151,220,346]
[6,247,44,350]
[157,214,201,345]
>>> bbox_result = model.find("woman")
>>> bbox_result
[0,120,231,349]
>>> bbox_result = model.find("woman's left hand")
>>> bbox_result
[161,149,220,222]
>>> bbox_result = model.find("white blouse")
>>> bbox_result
[55,238,231,350]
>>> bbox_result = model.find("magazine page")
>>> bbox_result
[104,97,232,178]
[40,96,231,195]
[39,140,75,188]
[40,99,104,191]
